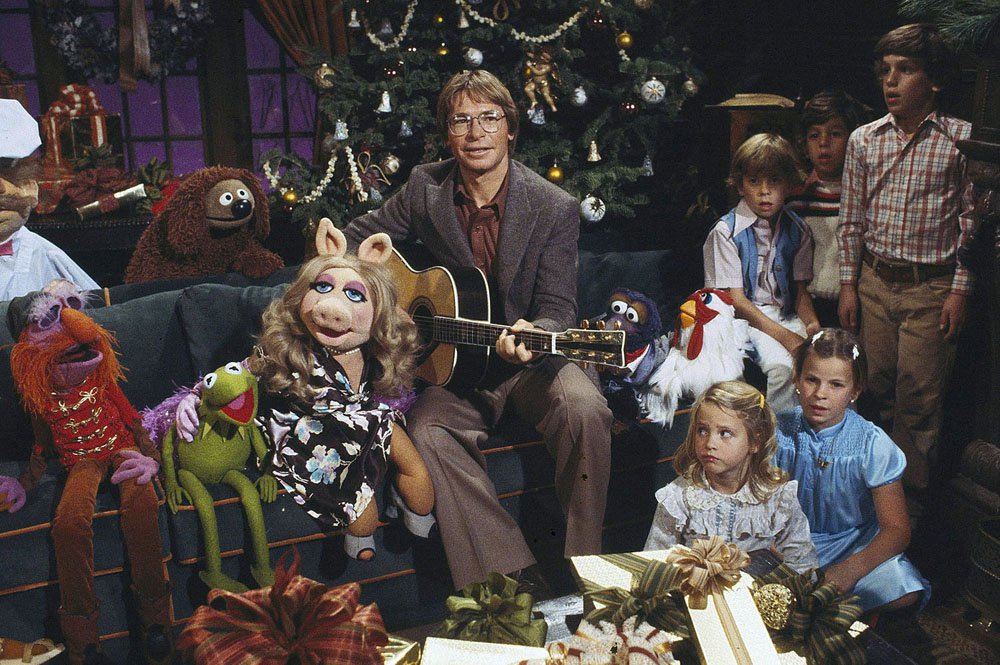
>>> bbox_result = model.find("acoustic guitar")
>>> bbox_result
[387,248,626,390]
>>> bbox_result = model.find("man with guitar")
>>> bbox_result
[343,70,613,592]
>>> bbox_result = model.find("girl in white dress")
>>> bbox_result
[645,380,818,573]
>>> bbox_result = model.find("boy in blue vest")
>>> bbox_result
[704,133,819,412]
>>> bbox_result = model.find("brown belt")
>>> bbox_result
[862,250,954,284]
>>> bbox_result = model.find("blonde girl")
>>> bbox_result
[645,380,818,572]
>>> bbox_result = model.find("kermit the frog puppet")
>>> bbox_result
[161,361,277,592]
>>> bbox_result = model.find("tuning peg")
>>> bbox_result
[580,319,590,329]
[581,362,590,370]
[597,320,606,330]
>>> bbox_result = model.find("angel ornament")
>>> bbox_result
[523,48,560,113]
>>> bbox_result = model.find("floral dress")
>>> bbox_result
[263,353,402,529]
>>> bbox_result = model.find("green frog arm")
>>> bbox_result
[161,428,190,513]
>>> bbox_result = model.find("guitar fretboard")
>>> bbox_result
[413,315,555,352]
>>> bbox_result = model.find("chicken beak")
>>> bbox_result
[678,299,696,328]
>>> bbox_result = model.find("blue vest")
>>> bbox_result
[724,207,805,319]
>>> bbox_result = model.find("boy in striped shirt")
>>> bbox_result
[837,23,976,491]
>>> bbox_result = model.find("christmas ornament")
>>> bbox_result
[383,60,403,79]
[381,153,401,175]
[642,154,654,176]
[463,47,483,67]
[281,189,298,207]
[368,188,383,204]
[527,106,545,125]
[580,194,606,222]
[586,140,602,162]
[313,63,336,90]
[433,14,445,25]
[640,77,666,104]
[634,0,654,9]
[588,9,607,30]
[616,30,633,49]
[457,10,470,28]
[376,91,392,114]
[620,98,639,115]
[523,47,559,113]
[378,18,394,38]
[682,77,699,96]
[399,120,413,138]
[334,119,349,141]
[546,163,564,184]
[571,86,587,106]
[348,9,361,28]
[436,42,450,56]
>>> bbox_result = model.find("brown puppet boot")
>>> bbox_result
[133,585,174,665]
[57,607,107,665]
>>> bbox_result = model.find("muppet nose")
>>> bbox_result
[312,299,351,329]
[231,199,253,219]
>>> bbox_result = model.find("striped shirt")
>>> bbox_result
[787,173,842,299]
[838,111,975,294]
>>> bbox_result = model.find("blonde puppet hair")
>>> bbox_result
[672,380,787,500]
[251,221,420,403]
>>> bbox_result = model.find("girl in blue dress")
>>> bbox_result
[775,328,930,611]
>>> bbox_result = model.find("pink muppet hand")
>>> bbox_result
[110,450,159,485]
[0,476,26,513]
[175,391,202,442]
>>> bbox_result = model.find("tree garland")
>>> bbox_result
[45,0,212,84]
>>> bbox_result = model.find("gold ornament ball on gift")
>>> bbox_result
[436,42,450,56]
[382,153,401,175]
[752,583,794,630]
[616,31,633,49]
[546,164,564,184]
[281,190,298,206]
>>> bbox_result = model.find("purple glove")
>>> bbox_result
[0,476,26,513]
[175,391,202,442]
[110,450,159,485]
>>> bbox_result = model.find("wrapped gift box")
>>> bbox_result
[55,115,124,169]
[35,162,74,215]
[421,636,548,664]
[378,634,421,665]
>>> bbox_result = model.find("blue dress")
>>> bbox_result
[774,407,931,611]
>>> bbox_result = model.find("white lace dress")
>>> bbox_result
[644,473,819,573]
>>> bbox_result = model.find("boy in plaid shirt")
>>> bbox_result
[838,23,976,491]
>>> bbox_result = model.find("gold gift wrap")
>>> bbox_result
[378,634,421,665]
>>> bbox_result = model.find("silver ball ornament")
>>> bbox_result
[580,195,607,223]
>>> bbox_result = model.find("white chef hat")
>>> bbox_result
[0,99,42,165]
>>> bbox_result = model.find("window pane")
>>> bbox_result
[128,81,164,136]
[0,14,35,73]
[170,140,205,175]
[249,74,283,133]
[0,0,30,8]
[253,138,284,170]
[287,75,315,133]
[132,142,168,171]
[290,138,313,161]
[167,76,202,135]
[89,81,124,114]
[244,10,280,69]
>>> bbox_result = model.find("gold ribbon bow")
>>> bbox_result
[436,572,548,647]
[663,536,749,610]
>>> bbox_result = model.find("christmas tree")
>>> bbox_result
[261,0,705,234]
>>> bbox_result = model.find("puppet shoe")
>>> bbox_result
[344,534,377,561]
[198,570,248,593]
[386,485,436,538]
[0,637,65,664]
[250,563,275,588]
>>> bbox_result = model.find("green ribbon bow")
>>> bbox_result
[436,572,548,647]
[754,564,866,665]
[582,556,690,638]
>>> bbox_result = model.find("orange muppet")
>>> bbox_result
[0,280,172,665]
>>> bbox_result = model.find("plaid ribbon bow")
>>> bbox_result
[177,550,388,665]
[437,572,548,647]
[583,556,690,637]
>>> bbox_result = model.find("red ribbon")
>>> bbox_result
[62,168,137,208]
[178,550,388,665]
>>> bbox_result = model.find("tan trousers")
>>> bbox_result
[406,357,612,589]
[858,263,957,489]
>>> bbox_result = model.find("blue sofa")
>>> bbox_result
[0,248,692,660]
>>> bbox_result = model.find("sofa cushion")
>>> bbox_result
[177,283,288,375]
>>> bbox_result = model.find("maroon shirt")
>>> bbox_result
[454,170,509,277]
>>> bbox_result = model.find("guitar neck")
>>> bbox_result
[415,315,557,353]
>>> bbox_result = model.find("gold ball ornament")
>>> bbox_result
[616,31,633,49]
[281,189,298,210]
[381,153,401,175]
[546,164,565,184]
[434,14,445,25]
[436,42,450,56]
[682,78,700,97]
[313,63,336,90]
[751,583,795,630]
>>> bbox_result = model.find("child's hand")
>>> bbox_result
[822,560,862,595]
[838,285,859,332]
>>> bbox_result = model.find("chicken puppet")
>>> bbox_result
[0,280,173,665]
[124,165,284,283]
[642,288,752,427]
[594,288,670,425]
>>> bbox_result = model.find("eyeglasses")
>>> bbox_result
[447,111,506,136]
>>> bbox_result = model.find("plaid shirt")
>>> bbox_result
[838,111,975,294]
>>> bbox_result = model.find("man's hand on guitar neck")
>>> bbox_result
[497,319,540,366]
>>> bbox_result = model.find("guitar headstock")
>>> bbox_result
[555,327,627,368]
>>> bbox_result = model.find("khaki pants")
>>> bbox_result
[858,263,957,489]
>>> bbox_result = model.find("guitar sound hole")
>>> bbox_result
[411,303,437,361]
